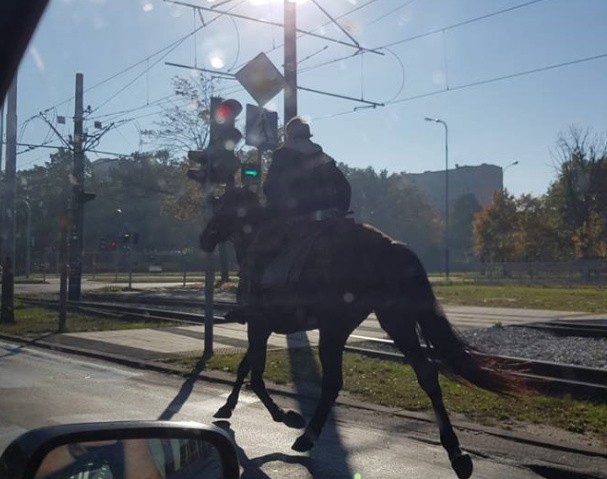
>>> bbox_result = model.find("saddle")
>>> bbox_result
[247,214,350,293]
[260,230,320,290]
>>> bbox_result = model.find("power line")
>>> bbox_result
[364,0,419,28]
[377,0,547,50]
[312,49,607,121]
[387,50,607,106]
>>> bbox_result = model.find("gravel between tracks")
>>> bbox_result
[358,326,607,370]
[460,326,607,370]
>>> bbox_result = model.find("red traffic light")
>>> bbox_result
[214,99,242,124]
[109,239,118,250]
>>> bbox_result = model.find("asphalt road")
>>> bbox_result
[2,340,604,479]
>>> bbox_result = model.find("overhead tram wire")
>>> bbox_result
[364,0,419,28]
[28,1,247,125]
[300,0,548,77]
[387,50,607,106]
[376,0,547,50]
[312,49,607,122]
[229,0,385,73]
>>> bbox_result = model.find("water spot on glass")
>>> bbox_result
[29,47,45,72]
[243,224,253,234]
[237,207,247,218]
[343,292,355,303]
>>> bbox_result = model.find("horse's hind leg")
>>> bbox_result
[247,323,305,429]
[214,352,250,419]
[376,311,473,479]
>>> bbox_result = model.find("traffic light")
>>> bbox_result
[98,237,107,251]
[109,239,118,250]
[187,97,243,185]
[241,159,261,187]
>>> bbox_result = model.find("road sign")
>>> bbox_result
[235,53,284,106]
[245,104,278,150]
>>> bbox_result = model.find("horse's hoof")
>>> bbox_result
[271,408,286,423]
[283,410,306,429]
[213,405,233,419]
[451,453,473,479]
[291,433,315,452]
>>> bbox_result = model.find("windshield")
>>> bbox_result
[1,1,606,479]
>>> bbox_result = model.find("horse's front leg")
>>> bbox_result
[247,322,305,429]
[214,352,250,419]
[292,330,348,452]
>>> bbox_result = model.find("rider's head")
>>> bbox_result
[283,117,322,156]
[286,117,312,140]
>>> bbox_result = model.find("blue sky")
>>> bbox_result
[12,0,607,196]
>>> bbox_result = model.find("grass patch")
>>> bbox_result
[0,303,176,337]
[433,284,607,313]
[169,348,607,441]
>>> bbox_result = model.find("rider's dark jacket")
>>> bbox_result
[263,145,351,218]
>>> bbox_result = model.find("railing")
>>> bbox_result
[474,260,607,285]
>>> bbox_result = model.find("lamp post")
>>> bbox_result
[425,117,449,281]
[502,160,519,194]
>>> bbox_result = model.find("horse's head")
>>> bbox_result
[199,187,263,252]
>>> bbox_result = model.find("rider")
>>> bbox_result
[229,117,352,323]
[264,117,351,219]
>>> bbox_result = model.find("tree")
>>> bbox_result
[514,194,561,261]
[450,194,481,268]
[473,190,518,263]
[547,126,607,258]
[143,76,218,152]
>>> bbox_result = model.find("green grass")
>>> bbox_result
[433,283,607,313]
[0,302,176,336]
[168,348,607,442]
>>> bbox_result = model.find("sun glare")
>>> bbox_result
[209,55,225,69]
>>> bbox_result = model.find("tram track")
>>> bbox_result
[19,296,607,400]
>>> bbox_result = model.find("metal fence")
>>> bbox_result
[27,247,237,283]
[473,260,607,285]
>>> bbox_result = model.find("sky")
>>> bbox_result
[10,0,607,197]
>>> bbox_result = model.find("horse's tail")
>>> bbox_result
[416,302,523,396]
[401,254,525,396]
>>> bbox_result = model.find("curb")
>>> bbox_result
[1,331,606,461]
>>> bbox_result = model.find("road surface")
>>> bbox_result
[2,340,602,479]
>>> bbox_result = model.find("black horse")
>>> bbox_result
[200,187,523,479]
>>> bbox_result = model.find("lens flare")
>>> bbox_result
[210,55,225,69]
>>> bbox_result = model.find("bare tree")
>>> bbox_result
[143,75,218,152]
[548,126,607,258]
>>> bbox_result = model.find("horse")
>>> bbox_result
[199,187,523,479]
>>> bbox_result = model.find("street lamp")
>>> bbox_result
[502,160,519,193]
[425,117,450,281]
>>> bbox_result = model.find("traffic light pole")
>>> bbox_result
[68,73,85,301]
[284,0,297,123]
[202,180,215,361]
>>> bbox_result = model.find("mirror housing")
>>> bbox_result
[0,421,239,479]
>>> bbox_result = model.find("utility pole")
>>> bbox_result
[68,73,85,300]
[1,76,17,324]
[283,0,297,123]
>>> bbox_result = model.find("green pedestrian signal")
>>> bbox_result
[241,160,261,186]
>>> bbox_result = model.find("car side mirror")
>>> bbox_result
[0,421,239,479]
